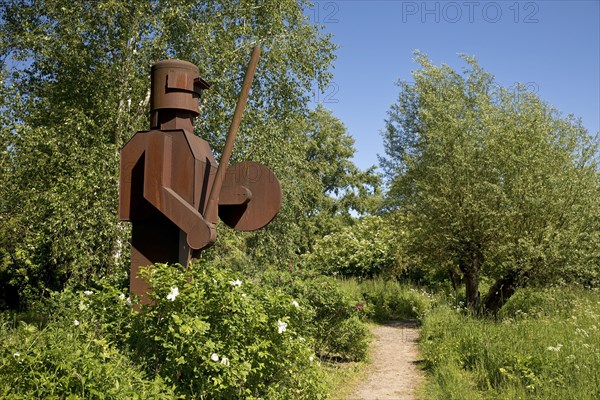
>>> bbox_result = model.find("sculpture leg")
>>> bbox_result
[130,213,190,304]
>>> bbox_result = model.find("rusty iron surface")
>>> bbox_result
[219,161,281,231]
[120,129,218,249]
[150,59,210,128]
[119,47,281,303]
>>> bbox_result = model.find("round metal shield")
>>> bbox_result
[218,161,281,231]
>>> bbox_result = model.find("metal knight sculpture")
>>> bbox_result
[119,47,281,302]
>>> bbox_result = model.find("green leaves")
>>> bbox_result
[1,257,372,397]
[127,261,326,398]
[381,52,600,310]
[0,0,344,306]
[0,311,175,399]
[305,214,402,278]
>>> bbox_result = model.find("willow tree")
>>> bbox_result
[0,0,338,308]
[381,52,599,313]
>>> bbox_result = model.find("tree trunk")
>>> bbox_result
[463,256,480,311]
[482,270,520,316]
[449,268,462,292]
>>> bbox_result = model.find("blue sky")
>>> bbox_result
[306,0,600,171]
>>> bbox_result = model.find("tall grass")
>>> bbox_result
[420,286,600,399]
[337,277,433,321]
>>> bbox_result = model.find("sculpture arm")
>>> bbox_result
[156,187,216,250]
[119,133,147,221]
[142,131,216,250]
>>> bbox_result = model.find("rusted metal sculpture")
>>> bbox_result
[119,47,281,302]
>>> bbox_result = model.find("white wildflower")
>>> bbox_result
[119,293,126,300]
[292,300,299,307]
[74,319,80,326]
[167,287,179,301]
[576,328,589,337]
[211,353,219,362]
[547,343,563,352]
[241,293,247,297]
[277,320,287,334]
[309,356,314,362]
[229,279,243,287]
[83,290,93,296]
[220,356,230,366]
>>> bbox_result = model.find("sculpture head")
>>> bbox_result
[150,59,210,130]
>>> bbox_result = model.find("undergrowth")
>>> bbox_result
[0,260,372,399]
[337,277,434,321]
[420,286,600,400]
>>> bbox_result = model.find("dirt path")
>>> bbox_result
[347,320,425,400]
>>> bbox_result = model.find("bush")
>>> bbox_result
[0,259,374,398]
[0,259,334,399]
[304,215,402,278]
[338,277,433,322]
[498,286,578,320]
[0,315,173,399]
[324,315,370,361]
[261,265,371,361]
[127,261,327,399]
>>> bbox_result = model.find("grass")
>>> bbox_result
[337,277,434,321]
[323,356,370,400]
[332,278,600,400]
[419,286,600,400]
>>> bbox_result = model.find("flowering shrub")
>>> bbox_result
[124,261,326,399]
[262,264,370,361]
[303,215,402,278]
[0,311,174,398]
[0,260,330,399]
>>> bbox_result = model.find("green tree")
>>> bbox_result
[295,105,381,253]
[381,52,600,313]
[304,214,401,278]
[0,0,338,308]
[209,105,381,268]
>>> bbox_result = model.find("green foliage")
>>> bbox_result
[261,265,371,361]
[338,277,433,321]
[380,51,600,310]
[1,259,340,399]
[212,105,381,263]
[304,215,402,278]
[498,286,579,320]
[0,311,174,399]
[420,287,600,400]
[0,0,379,308]
[130,261,326,399]
[296,106,382,252]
